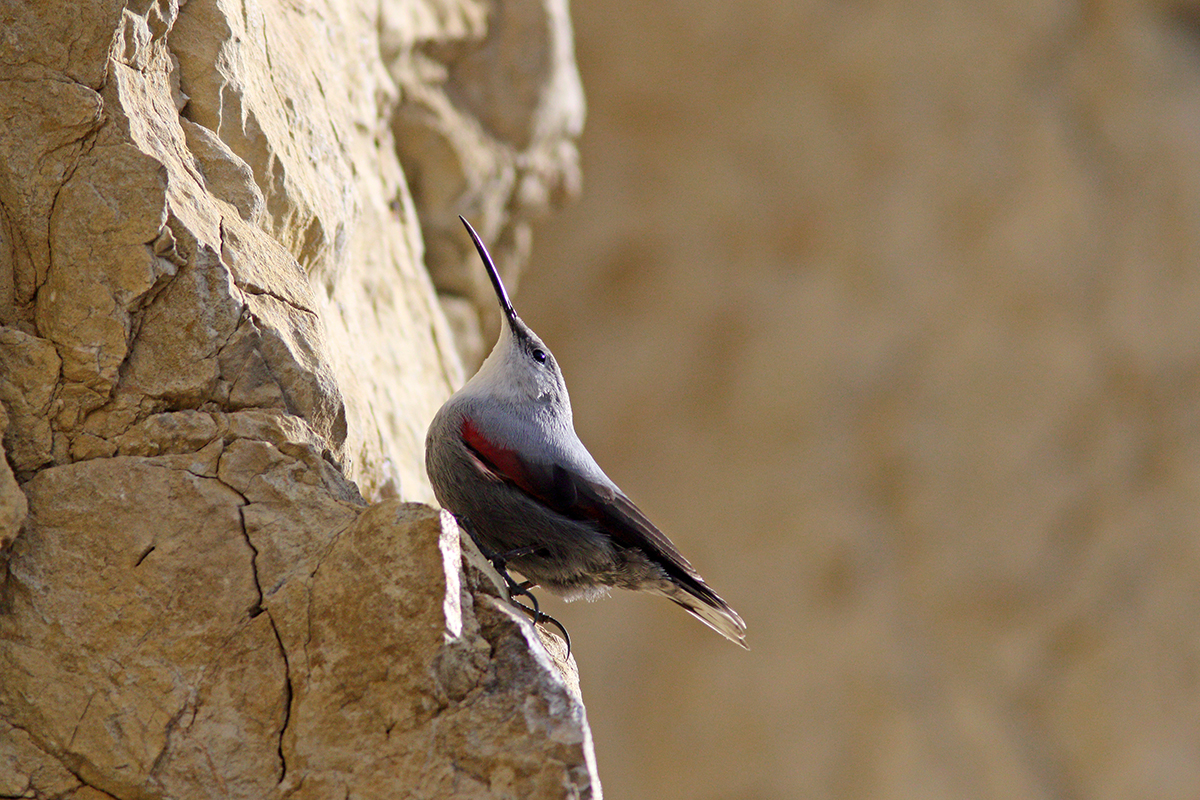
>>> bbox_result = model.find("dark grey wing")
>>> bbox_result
[526,459,724,606]
[459,416,724,603]
[460,415,747,646]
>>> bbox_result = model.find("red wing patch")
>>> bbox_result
[460,418,712,598]
[461,417,536,495]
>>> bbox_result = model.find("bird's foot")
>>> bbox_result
[455,518,572,657]
[488,554,572,658]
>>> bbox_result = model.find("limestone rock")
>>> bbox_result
[1,438,595,798]
[0,323,62,474]
[0,405,26,550]
[0,0,594,797]
[281,504,596,799]
[0,719,83,799]
[3,455,276,798]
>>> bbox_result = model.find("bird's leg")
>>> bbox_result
[455,516,572,656]
[485,558,573,658]
[482,547,574,657]
[476,542,544,612]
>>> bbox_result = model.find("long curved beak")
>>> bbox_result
[460,216,518,325]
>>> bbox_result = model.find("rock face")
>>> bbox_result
[523,2,1200,799]
[1,0,594,798]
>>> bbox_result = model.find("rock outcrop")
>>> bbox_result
[0,0,594,797]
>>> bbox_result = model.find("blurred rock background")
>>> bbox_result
[522,2,1200,798]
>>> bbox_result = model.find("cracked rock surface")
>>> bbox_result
[0,0,595,797]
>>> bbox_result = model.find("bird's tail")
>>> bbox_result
[666,585,748,649]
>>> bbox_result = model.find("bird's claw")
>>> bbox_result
[511,599,572,658]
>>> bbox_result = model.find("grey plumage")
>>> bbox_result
[425,217,747,648]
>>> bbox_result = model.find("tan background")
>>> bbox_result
[522,2,1200,798]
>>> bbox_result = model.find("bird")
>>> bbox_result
[425,216,747,650]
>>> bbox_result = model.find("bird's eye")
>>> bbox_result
[532,348,547,363]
